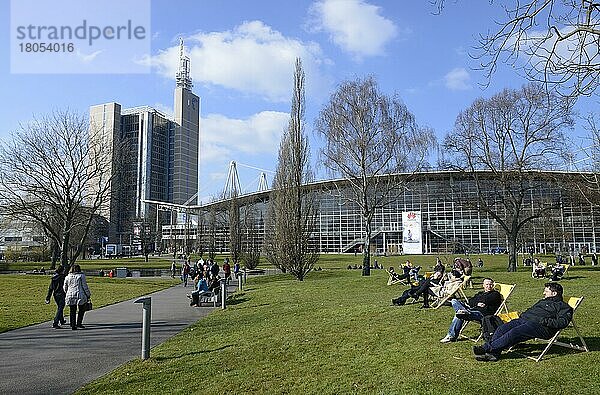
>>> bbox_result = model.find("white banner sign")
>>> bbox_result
[402,211,422,254]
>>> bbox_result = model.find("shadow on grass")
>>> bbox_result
[504,336,597,361]
[226,295,250,306]
[152,344,234,361]
[550,275,586,281]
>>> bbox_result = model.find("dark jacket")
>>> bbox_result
[469,290,502,316]
[520,295,573,338]
[210,263,220,277]
[46,272,66,300]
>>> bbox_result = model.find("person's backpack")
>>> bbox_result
[481,315,504,343]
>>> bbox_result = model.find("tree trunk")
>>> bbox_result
[50,241,59,270]
[362,221,371,276]
[507,234,518,272]
[60,231,70,270]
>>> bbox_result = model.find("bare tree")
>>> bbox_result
[0,110,113,269]
[315,76,435,276]
[434,1,600,98]
[443,83,574,271]
[572,113,600,204]
[133,217,156,262]
[206,205,219,261]
[195,210,206,258]
[228,194,242,266]
[264,58,319,281]
[241,203,262,270]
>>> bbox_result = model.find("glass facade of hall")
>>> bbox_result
[173,172,599,255]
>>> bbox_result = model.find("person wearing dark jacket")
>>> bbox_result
[45,266,67,329]
[391,271,444,308]
[440,278,502,343]
[474,282,573,361]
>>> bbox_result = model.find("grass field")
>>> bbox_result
[0,253,264,271]
[0,275,179,333]
[69,254,599,395]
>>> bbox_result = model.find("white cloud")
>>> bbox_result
[200,111,289,161]
[198,111,287,200]
[308,0,398,58]
[76,50,103,63]
[444,67,472,90]
[152,103,173,118]
[144,21,327,102]
[454,46,467,56]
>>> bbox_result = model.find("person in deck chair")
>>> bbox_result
[473,282,572,362]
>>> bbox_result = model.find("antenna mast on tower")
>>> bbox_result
[175,37,193,90]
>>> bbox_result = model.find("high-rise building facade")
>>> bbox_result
[173,39,200,205]
[90,40,199,244]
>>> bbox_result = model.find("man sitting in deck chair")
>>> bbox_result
[473,282,573,362]
[440,278,502,343]
[391,270,443,308]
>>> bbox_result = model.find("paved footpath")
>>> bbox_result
[0,281,238,395]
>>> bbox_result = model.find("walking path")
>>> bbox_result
[0,281,238,395]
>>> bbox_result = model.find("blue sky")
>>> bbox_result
[0,1,594,203]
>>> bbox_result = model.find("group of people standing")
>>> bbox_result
[172,257,240,287]
[186,257,238,307]
[45,264,91,330]
[45,255,244,330]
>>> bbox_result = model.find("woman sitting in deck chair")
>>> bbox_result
[532,259,546,278]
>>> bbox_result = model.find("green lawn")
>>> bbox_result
[73,254,600,395]
[0,256,175,271]
[0,275,179,333]
[0,253,263,271]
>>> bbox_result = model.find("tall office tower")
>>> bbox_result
[89,102,121,227]
[89,39,200,244]
[173,38,200,205]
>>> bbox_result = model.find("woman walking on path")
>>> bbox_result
[45,266,66,329]
[63,264,91,330]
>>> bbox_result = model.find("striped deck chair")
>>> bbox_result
[431,275,471,309]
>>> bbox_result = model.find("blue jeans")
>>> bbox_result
[53,295,65,326]
[447,299,484,338]
[484,318,548,354]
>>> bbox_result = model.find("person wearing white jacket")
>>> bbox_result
[63,264,91,330]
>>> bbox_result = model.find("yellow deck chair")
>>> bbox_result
[431,275,470,309]
[560,264,570,279]
[459,283,516,342]
[507,296,589,362]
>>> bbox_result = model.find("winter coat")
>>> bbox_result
[63,273,91,306]
[468,290,502,316]
[520,295,573,338]
[46,272,66,300]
